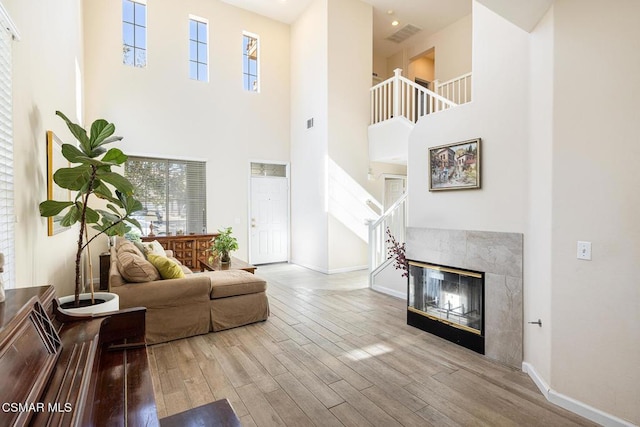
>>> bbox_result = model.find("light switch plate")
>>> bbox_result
[577,241,592,260]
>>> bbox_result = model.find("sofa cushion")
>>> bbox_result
[116,250,161,283]
[116,238,145,258]
[147,254,185,280]
[142,240,167,257]
[208,270,267,299]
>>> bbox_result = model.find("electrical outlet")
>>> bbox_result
[577,241,592,260]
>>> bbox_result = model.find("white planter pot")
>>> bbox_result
[57,292,119,315]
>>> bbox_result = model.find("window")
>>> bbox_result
[123,0,147,67]
[189,16,208,82]
[0,6,17,289]
[242,32,259,92]
[125,157,207,236]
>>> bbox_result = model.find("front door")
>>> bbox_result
[249,175,288,264]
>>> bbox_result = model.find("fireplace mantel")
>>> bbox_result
[406,227,523,368]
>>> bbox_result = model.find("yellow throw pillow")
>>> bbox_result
[147,254,185,280]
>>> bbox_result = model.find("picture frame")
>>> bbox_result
[46,130,71,235]
[428,138,481,191]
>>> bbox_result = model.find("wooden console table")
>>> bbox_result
[142,233,218,270]
[198,256,257,274]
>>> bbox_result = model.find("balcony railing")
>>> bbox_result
[370,69,458,125]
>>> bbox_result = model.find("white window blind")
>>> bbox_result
[125,156,207,236]
[0,8,15,289]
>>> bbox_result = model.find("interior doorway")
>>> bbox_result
[383,175,406,211]
[408,48,435,84]
[249,162,289,265]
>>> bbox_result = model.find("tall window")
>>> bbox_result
[189,16,208,82]
[125,157,207,236]
[123,0,147,67]
[242,32,259,92]
[0,6,16,289]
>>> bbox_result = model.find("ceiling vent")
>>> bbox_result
[385,24,422,44]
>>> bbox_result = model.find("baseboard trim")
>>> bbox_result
[370,284,406,300]
[290,260,367,275]
[522,362,635,427]
[327,265,367,274]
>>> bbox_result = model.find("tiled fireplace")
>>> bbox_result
[406,227,523,368]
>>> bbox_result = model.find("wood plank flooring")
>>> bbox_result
[148,263,595,426]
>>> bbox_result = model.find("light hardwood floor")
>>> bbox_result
[148,263,595,426]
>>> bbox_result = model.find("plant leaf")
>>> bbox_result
[101,148,128,165]
[96,170,134,194]
[60,203,82,226]
[89,120,115,149]
[53,165,92,191]
[124,217,142,232]
[61,144,86,164]
[56,111,90,153]
[39,200,74,217]
[84,206,100,224]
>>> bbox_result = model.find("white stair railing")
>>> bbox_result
[434,72,472,105]
[370,69,457,125]
[368,193,407,278]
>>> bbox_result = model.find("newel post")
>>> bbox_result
[393,68,402,119]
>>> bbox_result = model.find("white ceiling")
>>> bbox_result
[219,0,471,57]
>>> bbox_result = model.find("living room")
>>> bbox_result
[0,0,638,426]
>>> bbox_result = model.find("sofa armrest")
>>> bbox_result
[113,274,211,309]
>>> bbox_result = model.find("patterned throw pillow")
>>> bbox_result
[143,240,167,257]
[147,254,185,280]
[116,251,161,283]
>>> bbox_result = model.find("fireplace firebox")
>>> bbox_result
[407,261,484,354]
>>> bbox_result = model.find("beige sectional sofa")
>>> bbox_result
[108,238,269,344]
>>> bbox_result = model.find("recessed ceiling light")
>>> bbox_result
[387,10,394,15]
[392,20,399,26]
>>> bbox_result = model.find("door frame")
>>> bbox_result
[247,160,291,265]
[382,174,407,213]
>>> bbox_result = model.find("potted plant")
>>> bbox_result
[39,111,142,312]
[211,227,238,264]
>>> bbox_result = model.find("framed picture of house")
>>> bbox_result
[46,130,71,235]
[428,138,481,191]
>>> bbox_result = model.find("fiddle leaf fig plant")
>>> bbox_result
[39,111,142,307]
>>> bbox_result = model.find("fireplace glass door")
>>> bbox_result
[408,261,483,335]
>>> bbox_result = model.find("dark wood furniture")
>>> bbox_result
[198,256,257,274]
[99,251,111,291]
[0,286,159,426]
[142,233,218,270]
[160,399,241,427]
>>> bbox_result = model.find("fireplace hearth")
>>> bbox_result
[408,261,485,354]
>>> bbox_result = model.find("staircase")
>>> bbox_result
[367,69,472,297]
[368,193,407,298]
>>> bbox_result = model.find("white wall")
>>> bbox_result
[409,0,640,423]
[550,0,640,423]
[290,0,329,272]
[525,4,553,386]
[7,0,84,296]
[327,0,372,272]
[408,4,529,234]
[386,14,472,83]
[83,0,291,261]
[291,0,373,274]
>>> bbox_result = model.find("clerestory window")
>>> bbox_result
[123,0,147,67]
[242,32,259,92]
[189,16,208,82]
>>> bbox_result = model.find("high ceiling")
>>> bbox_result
[219,0,471,57]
